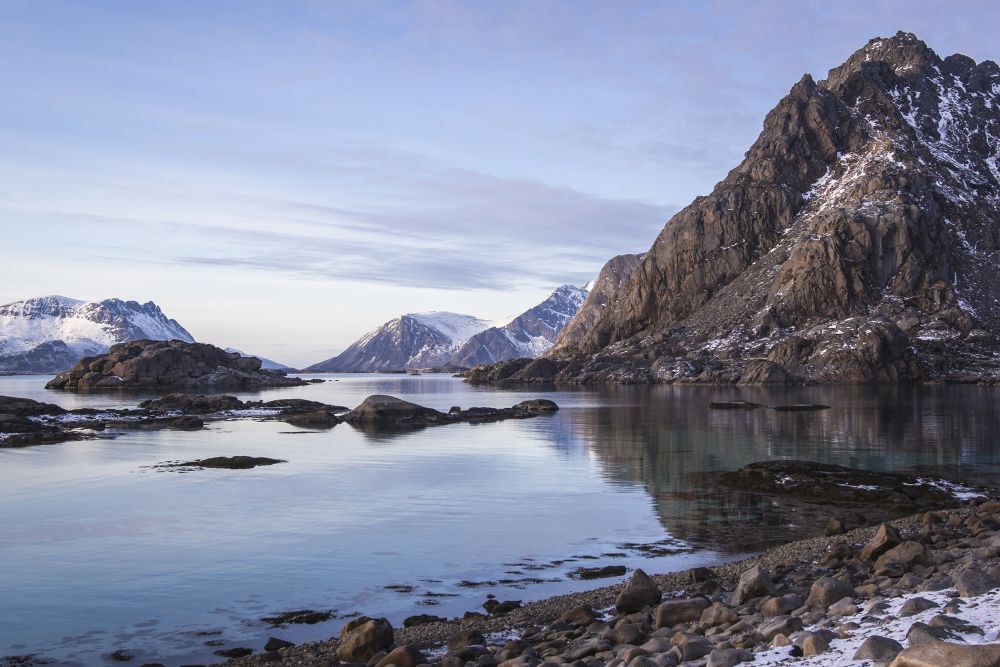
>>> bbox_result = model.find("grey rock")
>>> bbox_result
[615,569,662,613]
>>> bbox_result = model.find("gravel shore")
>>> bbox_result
[222,501,1000,666]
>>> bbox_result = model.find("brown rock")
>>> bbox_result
[889,641,1000,667]
[336,616,394,663]
[614,569,662,613]
[654,598,711,628]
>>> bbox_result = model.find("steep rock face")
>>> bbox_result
[551,32,1000,384]
[0,296,194,372]
[307,312,492,372]
[554,255,644,350]
[45,339,306,390]
[449,285,587,367]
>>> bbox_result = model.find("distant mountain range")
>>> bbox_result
[0,296,195,373]
[0,296,294,374]
[306,285,589,372]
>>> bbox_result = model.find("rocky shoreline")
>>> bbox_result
[218,499,1000,667]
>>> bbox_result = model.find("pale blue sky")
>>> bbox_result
[1,1,998,366]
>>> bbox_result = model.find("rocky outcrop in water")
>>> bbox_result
[479,33,1000,384]
[44,339,306,390]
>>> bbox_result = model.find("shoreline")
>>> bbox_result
[224,500,999,666]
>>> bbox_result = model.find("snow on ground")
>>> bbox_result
[754,587,1000,665]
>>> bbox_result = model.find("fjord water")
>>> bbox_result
[2,375,1000,666]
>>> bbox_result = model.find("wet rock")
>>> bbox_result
[162,456,286,470]
[283,410,342,428]
[171,415,204,430]
[214,647,253,659]
[571,565,627,580]
[336,617,394,663]
[861,523,903,561]
[772,404,830,412]
[513,399,559,414]
[559,605,598,626]
[852,635,903,664]
[261,609,333,626]
[138,394,245,412]
[708,401,761,410]
[0,395,66,416]
[614,569,662,613]
[403,614,446,627]
[654,597,710,628]
[805,576,856,609]
[731,564,776,605]
[264,637,295,651]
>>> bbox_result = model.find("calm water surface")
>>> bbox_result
[1,374,999,666]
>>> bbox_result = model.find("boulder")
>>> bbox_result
[953,566,1000,597]
[374,645,425,667]
[875,541,931,576]
[559,605,598,626]
[861,523,903,561]
[447,629,486,652]
[801,633,830,656]
[335,616,394,663]
[805,576,856,609]
[347,395,446,425]
[889,641,1000,667]
[731,564,776,605]
[757,616,803,642]
[705,648,752,667]
[264,638,295,651]
[654,598,711,628]
[853,636,903,664]
[699,602,738,627]
[615,569,662,613]
[761,594,803,617]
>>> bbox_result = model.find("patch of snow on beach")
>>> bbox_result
[753,587,1000,665]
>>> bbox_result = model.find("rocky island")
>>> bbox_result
[44,339,309,391]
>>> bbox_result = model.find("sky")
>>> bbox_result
[1,1,999,366]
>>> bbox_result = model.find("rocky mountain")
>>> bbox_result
[553,255,644,351]
[473,32,1000,385]
[306,312,495,372]
[0,296,194,373]
[449,285,588,367]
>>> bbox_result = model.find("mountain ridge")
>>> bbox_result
[470,32,1000,385]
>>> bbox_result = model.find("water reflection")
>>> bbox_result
[570,384,1000,551]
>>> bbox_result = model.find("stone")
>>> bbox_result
[731,565,776,605]
[805,576,856,609]
[705,648,752,667]
[615,569,662,613]
[605,622,643,646]
[572,565,628,580]
[852,636,904,664]
[403,614,446,627]
[447,629,486,651]
[374,645,425,667]
[171,415,204,430]
[953,566,1000,597]
[905,622,958,645]
[654,598,710,628]
[827,597,857,617]
[699,603,738,627]
[760,594,803,617]
[264,637,295,651]
[899,597,937,616]
[336,617,394,663]
[888,641,1000,667]
[801,633,830,656]
[559,605,598,626]
[875,541,931,576]
[862,523,903,561]
[757,616,803,642]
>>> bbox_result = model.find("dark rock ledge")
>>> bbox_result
[0,394,559,448]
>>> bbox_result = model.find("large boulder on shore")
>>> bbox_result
[336,616,394,663]
[45,340,306,391]
[888,640,1000,667]
[614,569,662,613]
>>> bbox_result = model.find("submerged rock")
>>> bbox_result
[158,456,286,470]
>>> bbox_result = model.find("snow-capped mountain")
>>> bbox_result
[306,312,495,372]
[449,285,588,367]
[0,296,194,372]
